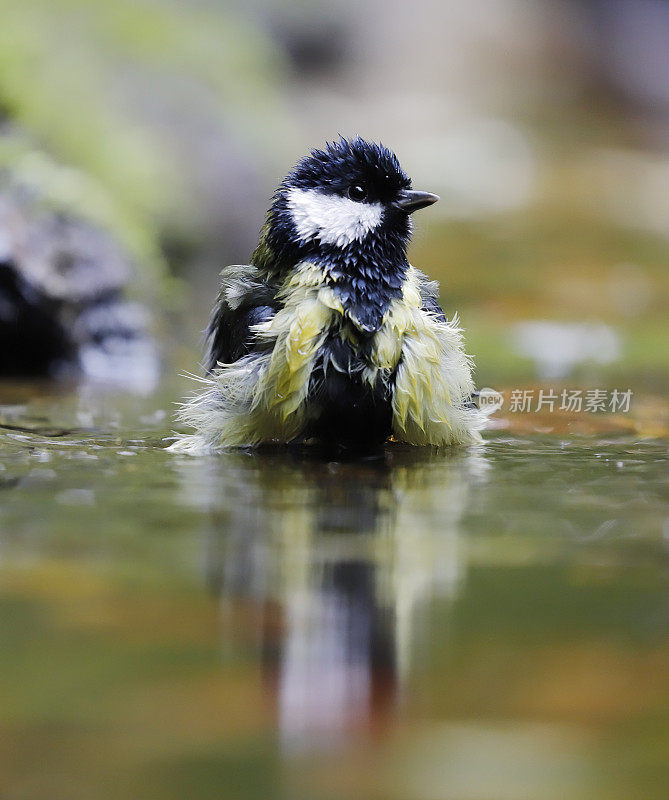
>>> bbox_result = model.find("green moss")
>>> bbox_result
[0,0,291,299]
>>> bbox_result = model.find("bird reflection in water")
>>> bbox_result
[176,446,487,752]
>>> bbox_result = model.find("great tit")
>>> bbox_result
[171,136,484,453]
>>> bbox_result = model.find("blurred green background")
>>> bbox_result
[1,0,668,390]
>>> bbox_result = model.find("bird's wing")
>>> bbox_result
[415,269,447,322]
[389,266,484,446]
[205,264,279,373]
[414,269,480,404]
[413,267,482,407]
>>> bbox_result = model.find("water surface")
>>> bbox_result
[0,382,667,800]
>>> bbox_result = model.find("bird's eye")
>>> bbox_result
[348,184,367,201]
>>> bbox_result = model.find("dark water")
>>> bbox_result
[0,382,667,800]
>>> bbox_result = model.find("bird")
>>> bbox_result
[170,136,485,453]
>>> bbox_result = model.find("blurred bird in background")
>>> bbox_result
[171,137,485,453]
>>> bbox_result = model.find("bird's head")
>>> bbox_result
[260,136,439,271]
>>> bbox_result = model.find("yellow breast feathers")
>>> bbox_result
[183,263,339,450]
[387,267,482,446]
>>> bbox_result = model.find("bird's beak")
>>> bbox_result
[394,189,440,213]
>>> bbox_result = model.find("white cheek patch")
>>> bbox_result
[286,187,384,248]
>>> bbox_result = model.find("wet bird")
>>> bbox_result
[171,136,484,453]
